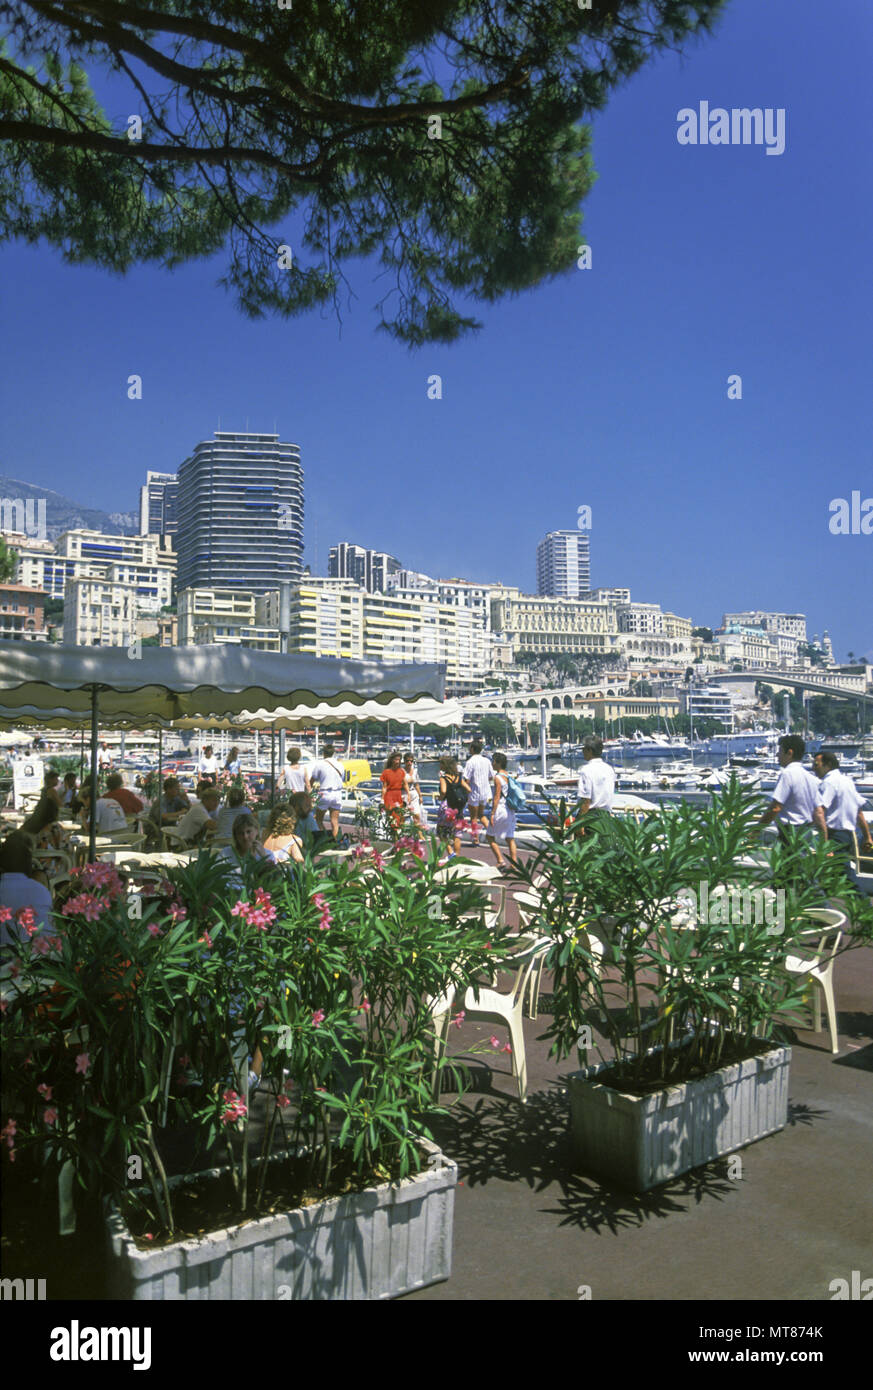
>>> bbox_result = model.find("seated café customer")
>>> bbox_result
[61,772,78,809]
[218,814,274,877]
[104,771,145,817]
[0,832,53,943]
[43,770,62,807]
[79,784,127,834]
[176,787,221,845]
[215,784,252,839]
[157,777,190,823]
[262,807,305,866]
[288,791,320,852]
[21,795,69,853]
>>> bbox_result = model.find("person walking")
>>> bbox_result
[813,751,873,855]
[224,746,241,777]
[575,735,616,835]
[309,743,345,841]
[380,750,406,832]
[486,752,520,872]
[757,735,826,842]
[436,757,470,863]
[279,746,310,796]
[403,753,425,830]
[462,739,493,840]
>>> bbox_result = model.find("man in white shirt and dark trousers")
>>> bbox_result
[814,751,873,857]
[576,736,616,836]
[197,745,220,785]
[757,735,826,843]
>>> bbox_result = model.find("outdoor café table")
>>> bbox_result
[100,850,194,869]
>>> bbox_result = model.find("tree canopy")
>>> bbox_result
[0,1,727,343]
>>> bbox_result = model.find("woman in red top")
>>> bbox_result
[380,751,406,831]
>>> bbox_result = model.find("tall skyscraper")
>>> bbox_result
[536,530,591,598]
[176,432,303,593]
[328,542,401,593]
[139,471,179,537]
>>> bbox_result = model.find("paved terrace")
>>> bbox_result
[2,844,871,1303]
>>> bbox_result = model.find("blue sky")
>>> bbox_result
[1,0,871,658]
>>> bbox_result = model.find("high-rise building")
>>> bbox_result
[139,471,179,537]
[328,543,401,593]
[176,432,303,593]
[536,530,591,598]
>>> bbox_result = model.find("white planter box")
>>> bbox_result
[568,1045,791,1191]
[105,1140,456,1300]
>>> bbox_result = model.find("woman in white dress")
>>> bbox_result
[402,754,425,830]
[486,752,520,873]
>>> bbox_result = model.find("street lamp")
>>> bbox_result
[503,700,510,748]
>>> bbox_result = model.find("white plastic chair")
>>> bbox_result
[784,908,846,1054]
[460,937,552,1102]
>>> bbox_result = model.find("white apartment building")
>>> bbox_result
[64,577,138,647]
[289,579,489,694]
[177,588,281,650]
[536,530,591,598]
[8,529,176,612]
[587,587,631,605]
[715,628,774,669]
[722,611,806,663]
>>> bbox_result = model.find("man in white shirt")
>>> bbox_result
[309,744,345,840]
[758,736,826,840]
[814,751,873,853]
[462,740,493,836]
[197,745,220,784]
[80,791,127,834]
[176,787,221,844]
[576,736,616,834]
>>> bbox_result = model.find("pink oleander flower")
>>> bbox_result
[16,907,38,937]
[168,902,187,922]
[31,936,52,956]
[61,892,106,922]
[360,998,371,1013]
[452,1010,465,1029]
[147,923,162,938]
[0,905,13,923]
[198,931,213,949]
[489,1036,501,1049]
[311,1009,325,1028]
[43,1107,58,1126]
[372,853,386,872]
[75,1053,90,1077]
[275,1094,291,1109]
[1,1117,16,1161]
[143,1233,154,1242]
[502,1043,512,1053]
[220,1089,247,1125]
[37,1082,53,1100]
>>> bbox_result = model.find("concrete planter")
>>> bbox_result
[105,1139,456,1300]
[568,1045,791,1192]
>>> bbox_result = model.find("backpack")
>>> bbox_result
[504,775,527,813]
[444,775,467,811]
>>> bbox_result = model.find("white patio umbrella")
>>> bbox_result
[0,643,447,858]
